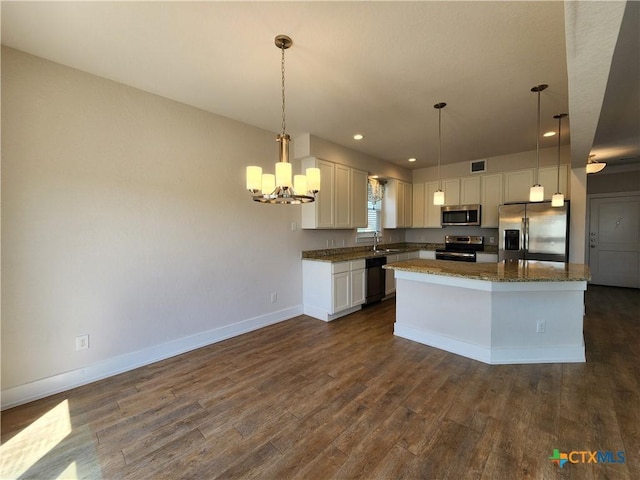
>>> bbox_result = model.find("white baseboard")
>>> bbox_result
[1,305,302,410]
[394,323,586,365]
[303,304,361,322]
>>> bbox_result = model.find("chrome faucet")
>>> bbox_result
[373,231,380,252]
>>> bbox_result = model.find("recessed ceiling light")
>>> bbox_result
[408,158,417,163]
[543,131,556,137]
[353,134,364,140]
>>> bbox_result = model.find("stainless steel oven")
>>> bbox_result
[435,235,484,262]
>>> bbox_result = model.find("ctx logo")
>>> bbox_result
[549,449,626,468]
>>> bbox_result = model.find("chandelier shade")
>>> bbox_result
[246,35,320,204]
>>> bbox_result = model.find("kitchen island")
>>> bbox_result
[384,259,591,365]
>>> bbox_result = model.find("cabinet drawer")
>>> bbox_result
[332,262,350,274]
[350,259,366,271]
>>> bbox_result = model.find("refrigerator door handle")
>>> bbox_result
[522,217,529,253]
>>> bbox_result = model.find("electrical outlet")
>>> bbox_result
[290,222,297,231]
[490,236,495,244]
[270,292,278,303]
[76,334,89,351]
[536,320,546,333]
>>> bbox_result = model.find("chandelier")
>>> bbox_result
[246,35,320,204]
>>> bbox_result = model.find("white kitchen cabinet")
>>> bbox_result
[425,181,443,228]
[481,173,503,228]
[460,176,481,205]
[404,182,413,228]
[412,182,425,228]
[385,254,399,296]
[477,253,499,263]
[332,270,350,312]
[334,164,351,228]
[538,165,569,200]
[504,169,534,203]
[383,179,413,228]
[351,264,366,306]
[385,252,412,296]
[419,250,436,260]
[300,157,367,229]
[443,178,460,206]
[302,259,366,321]
[351,168,368,228]
[301,158,334,228]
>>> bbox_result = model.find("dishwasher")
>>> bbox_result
[365,256,386,304]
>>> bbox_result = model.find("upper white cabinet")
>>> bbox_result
[412,182,425,228]
[504,169,534,203]
[300,157,367,229]
[538,165,569,200]
[443,178,460,206]
[383,179,413,228]
[460,176,481,205]
[411,181,442,228]
[480,173,503,227]
[351,169,368,228]
[424,182,443,228]
[411,164,570,230]
[334,164,351,228]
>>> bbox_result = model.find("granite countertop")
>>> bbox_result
[301,242,499,263]
[384,258,591,282]
[301,243,441,262]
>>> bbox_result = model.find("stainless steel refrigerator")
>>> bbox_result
[498,201,569,262]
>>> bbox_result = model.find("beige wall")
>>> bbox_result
[1,47,375,406]
[411,145,571,183]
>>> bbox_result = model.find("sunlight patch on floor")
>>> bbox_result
[0,399,72,479]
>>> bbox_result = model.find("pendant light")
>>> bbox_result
[246,35,320,204]
[551,113,567,207]
[433,102,447,206]
[586,154,606,174]
[529,84,548,202]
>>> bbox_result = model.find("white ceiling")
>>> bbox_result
[2,1,638,170]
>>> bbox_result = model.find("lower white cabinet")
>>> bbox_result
[302,259,366,321]
[385,254,399,296]
[477,253,499,263]
[384,252,415,295]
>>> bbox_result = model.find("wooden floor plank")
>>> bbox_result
[1,285,638,479]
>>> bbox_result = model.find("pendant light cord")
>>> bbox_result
[535,89,541,185]
[281,42,286,136]
[434,102,446,190]
[556,115,561,191]
[438,107,442,189]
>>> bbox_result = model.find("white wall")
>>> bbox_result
[0,47,324,407]
[294,133,412,182]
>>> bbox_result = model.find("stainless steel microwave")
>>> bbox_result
[441,204,481,226]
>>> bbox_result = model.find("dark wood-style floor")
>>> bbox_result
[2,285,638,479]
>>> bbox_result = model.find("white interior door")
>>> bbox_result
[589,195,640,288]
